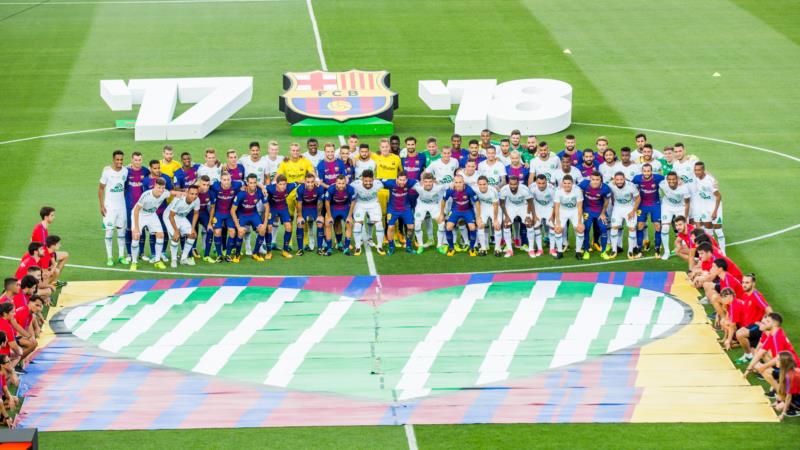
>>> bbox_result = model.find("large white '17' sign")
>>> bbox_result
[418,78,572,136]
[100,77,253,141]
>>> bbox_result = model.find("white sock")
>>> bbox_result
[493,229,503,251]
[415,228,424,246]
[555,232,563,252]
[437,226,445,247]
[503,228,513,250]
[426,218,434,242]
[131,240,140,263]
[117,232,126,258]
[170,240,179,263]
[182,238,195,260]
[562,229,568,247]
[477,228,486,250]
[549,229,556,250]
[526,226,535,249]
[609,229,619,252]
[104,229,114,258]
[353,223,363,250]
[576,232,585,253]
[375,224,385,249]
[155,238,164,261]
[244,230,252,254]
[714,228,726,254]
[661,225,671,254]
[627,228,637,253]
[534,227,543,252]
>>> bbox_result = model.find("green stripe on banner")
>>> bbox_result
[586,286,641,357]
[85,290,166,346]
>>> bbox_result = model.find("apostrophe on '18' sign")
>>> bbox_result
[418,78,573,135]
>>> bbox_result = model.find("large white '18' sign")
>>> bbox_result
[418,78,572,136]
[100,77,253,141]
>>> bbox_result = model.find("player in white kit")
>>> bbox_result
[691,161,725,253]
[412,173,448,253]
[477,147,506,189]
[99,150,129,266]
[354,144,377,180]
[163,185,200,268]
[473,175,501,256]
[598,149,620,184]
[617,147,642,181]
[264,141,285,183]
[658,171,691,260]
[130,178,170,271]
[499,176,534,258]
[426,147,460,252]
[197,148,222,184]
[528,143,560,186]
[351,169,386,256]
[530,174,556,257]
[607,172,641,259]
[552,175,585,259]
[552,154,583,188]
[460,160,480,189]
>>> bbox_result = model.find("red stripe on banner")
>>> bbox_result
[489,373,553,423]
[199,278,226,287]
[180,379,262,428]
[625,272,645,287]
[369,73,375,90]
[493,273,538,283]
[54,360,131,430]
[109,368,184,429]
[359,72,365,90]
[665,271,676,292]
[153,278,176,291]
[303,276,353,297]
[116,280,136,295]
[349,72,356,89]
[264,391,385,426]
[561,272,599,283]
[306,97,320,115]
[247,277,285,288]
[339,73,346,90]
[410,390,482,424]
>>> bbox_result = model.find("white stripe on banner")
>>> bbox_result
[138,286,244,364]
[549,283,624,368]
[72,291,148,340]
[476,281,561,385]
[64,298,110,330]
[650,296,685,338]
[606,293,659,353]
[395,283,491,400]
[194,288,300,376]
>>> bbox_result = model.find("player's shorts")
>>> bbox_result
[692,201,723,225]
[533,206,553,226]
[611,207,636,228]
[387,210,413,226]
[163,214,192,238]
[558,209,580,228]
[238,213,263,229]
[213,213,235,230]
[299,207,323,224]
[504,205,530,224]
[661,207,684,225]
[353,202,383,224]
[136,213,163,234]
[746,324,762,349]
[270,209,292,225]
[637,204,661,223]
[477,203,496,226]
[447,209,475,225]
[103,206,127,230]
[329,207,351,223]
[414,202,441,227]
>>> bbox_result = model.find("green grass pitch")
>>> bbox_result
[1,0,799,447]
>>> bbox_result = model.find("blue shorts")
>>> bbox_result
[198,211,211,229]
[300,207,322,223]
[387,210,413,226]
[638,205,661,223]
[213,213,234,230]
[583,211,608,230]
[330,207,351,222]
[239,213,263,229]
[447,209,475,225]
[270,209,292,225]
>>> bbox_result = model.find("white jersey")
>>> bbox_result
[530,184,555,217]
[413,183,448,206]
[136,189,169,215]
[353,158,377,180]
[552,167,583,188]
[302,151,323,168]
[659,180,691,211]
[672,158,697,190]
[238,156,270,184]
[555,186,583,211]
[638,158,662,174]
[197,164,221,184]
[165,196,200,218]
[100,166,128,209]
[350,179,383,205]
[598,161,621,183]
[617,162,642,181]
[427,158,460,184]
[529,154,561,185]
[496,152,512,166]
[631,148,664,161]
[693,173,719,204]
[499,184,531,209]
[475,187,499,207]
[460,171,480,190]
[478,160,506,187]
[608,181,639,209]
[264,155,285,183]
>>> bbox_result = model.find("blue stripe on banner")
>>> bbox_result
[235,390,288,427]
[343,275,375,298]
[379,399,420,425]
[76,364,153,430]
[593,353,638,422]
[468,273,494,285]
[640,271,668,293]
[611,272,627,285]
[596,272,612,284]
[280,277,308,289]
[535,370,568,422]
[32,356,108,430]
[537,272,563,281]
[126,279,158,293]
[461,387,509,423]
[185,278,203,288]
[152,375,212,429]
[17,346,65,397]
[223,277,252,286]
[553,369,585,423]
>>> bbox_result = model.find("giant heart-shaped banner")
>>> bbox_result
[58,280,689,401]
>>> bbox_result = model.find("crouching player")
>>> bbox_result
[439,174,478,257]
[130,178,170,271]
[164,185,200,268]
[294,173,326,256]
[351,170,385,256]
[232,174,268,262]
[499,176,534,258]
[324,175,356,256]
[382,172,417,255]
[607,172,640,259]
[474,175,501,256]
[196,176,216,263]
[412,173,447,254]
[552,175,584,259]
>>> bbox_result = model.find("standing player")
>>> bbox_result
[209,172,243,262]
[123,151,150,261]
[401,137,426,183]
[350,170,385,256]
[607,172,641,259]
[479,129,493,154]
[324,175,356,256]
[339,145,355,180]
[552,155,583,188]
[617,147,642,180]
[557,136,580,166]
[450,134,465,160]
[530,174,556,257]
[238,141,270,256]
[317,142,347,188]
[552,175,585,259]
[164,185,200,268]
[265,140,285,183]
[231,174,268,262]
[294,173,326,256]
[578,172,611,260]
[412,173,448,253]
[630,134,664,161]
[522,135,538,164]
[496,139,513,166]
[508,130,526,156]
[474,175,501,256]
[130,178,170,271]
[632,164,665,254]
[528,142,560,186]
[439,175,478,256]
[499,176,534,258]
[460,160,480,189]
[459,140,486,168]
[265,175,298,259]
[197,148,222,184]
[426,146,460,250]
[637,144,662,174]
[505,151,529,184]
[354,144,377,180]
[382,172,418,255]
[477,147,506,188]
[598,149,620,184]
[98,150,128,266]
[659,145,675,176]
[223,150,246,182]
[577,149,600,179]
[159,145,181,180]
[174,152,200,189]
[143,160,176,262]
[692,161,725,253]
[303,138,323,168]
[420,137,441,163]
[658,171,691,260]
[196,176,216,263]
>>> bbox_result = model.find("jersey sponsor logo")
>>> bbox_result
[280,70,398,123]
[110,183,124,193]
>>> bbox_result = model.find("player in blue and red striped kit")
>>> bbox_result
[209,172,243,262]
[324,175,355,256]
[382,172,418,255]
[632,163,666,255]
[174,152,200,189]
[232,174,268,263]
[143,160,175,262]
[223,149,246,182]
[440,174,479,257]
[578,172,611,260]
[294,173,326,256]
[124,152,150,261]
[265,175,298,259]
[195,176,215,263]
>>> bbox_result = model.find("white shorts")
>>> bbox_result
[611,207,636,229]
[533,206,553,225]
[353,202,383,223]
[505,205,530,223]
[691,200,723,225]
[478,205,496,226]
[661,207,684,225]
[163,213,192,238]
[103,206,127,230]
[414,203,441,226]
[136,213,163,234]
[558,209,580,228]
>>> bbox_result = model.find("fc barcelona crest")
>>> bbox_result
[279,70,399,123]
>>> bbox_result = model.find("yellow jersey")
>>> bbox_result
[372,153,402,179]
[277,157,315,183]
[160,159,181,178]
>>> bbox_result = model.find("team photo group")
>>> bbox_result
[98,130,726,270]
